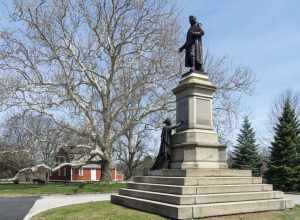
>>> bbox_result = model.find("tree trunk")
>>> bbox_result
[101,159,112,182]
[125,165,133,180]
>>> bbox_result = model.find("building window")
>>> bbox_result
[64,168,67,176]
[79,168,83,176]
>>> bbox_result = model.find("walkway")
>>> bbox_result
[20,193,300,220]
[23,193,112,220]
[285,194,300,205]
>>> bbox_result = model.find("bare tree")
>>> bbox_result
[0,150,33,179]
[262,90,300,146]
[1,113,74,166]
[204,53,255,144]
[0,0,181,180]
[269,90,300,128]
[114,124,152,179]
[0,1,256,180]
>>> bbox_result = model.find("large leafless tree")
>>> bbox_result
[0,0,256,180]
[0,0,181,180]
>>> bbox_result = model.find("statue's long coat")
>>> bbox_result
[151,123,181,170]
[183,22,204,68]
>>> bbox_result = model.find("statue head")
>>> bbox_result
[163,118,171,126]
[189,15,197,25]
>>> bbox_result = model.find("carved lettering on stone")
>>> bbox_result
[177,99,188,125]
[196,98,211,126]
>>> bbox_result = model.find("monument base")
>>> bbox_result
[111,73,294,219]
[170,142,227,169]
[111,168,294,219]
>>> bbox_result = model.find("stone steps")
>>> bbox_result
[119,188,284,205]
[111,74,295,219]
[111,194,294,219]
[148,168,252,177]
[111,168,294,219]
[133,176,262,186]
[128,182,273,195]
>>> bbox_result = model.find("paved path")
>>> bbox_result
[2,193,296,220]
[285,194,300,205]
[0,197,38,220]
[23,193,112,220]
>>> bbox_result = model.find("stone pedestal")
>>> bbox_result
[170,73,227,169]
[111,168,294,219]
[111,72,294,219]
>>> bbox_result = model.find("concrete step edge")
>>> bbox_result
[128,182,273,195]
[133,176,262,185]
[149,169,253,177]
[135,176,260,179]
[112,194,288,207]
[128,182,271,188]
[119,188,284,205]
[120,188,283,197]
[111,194,294,219]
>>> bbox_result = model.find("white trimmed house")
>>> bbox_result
[49,145,123,182]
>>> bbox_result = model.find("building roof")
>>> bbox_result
[55,145,103,164]
[52,162,83,171]
[17,163,52,173]
[0,150,30,155]
[52,162,105,171]
[13,163,52,180]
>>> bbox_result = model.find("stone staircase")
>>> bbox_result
[111,168,294,219]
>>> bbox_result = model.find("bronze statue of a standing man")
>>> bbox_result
[179,15,205,75]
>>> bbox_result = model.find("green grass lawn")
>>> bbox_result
[32,202,300,220]
[0,182,126,197]
[32,202,165,220]
[204,206,300,220]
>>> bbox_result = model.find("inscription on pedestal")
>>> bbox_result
[196,98,212,127]
[177,99,188,128]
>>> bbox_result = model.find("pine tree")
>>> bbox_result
[266,98,300,191]
[295,135,300,191]
[231,116,261,176]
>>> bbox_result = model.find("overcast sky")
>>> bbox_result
[177,0,300,145]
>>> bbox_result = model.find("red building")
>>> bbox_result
[50,163,124,182]
[49,145,124,182]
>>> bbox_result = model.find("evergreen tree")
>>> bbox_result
[266,98,300,191]
[295,135,300,191]
[232,116,261,176]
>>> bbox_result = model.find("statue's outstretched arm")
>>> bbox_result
[170,120,184,129]
[179,42,187,52]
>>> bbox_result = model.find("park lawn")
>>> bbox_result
[0,182,126,197]
[32,202,165,220]
[32,202,300,220]
[204,206,300,220]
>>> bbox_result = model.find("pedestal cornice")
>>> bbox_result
[172,73,216,95]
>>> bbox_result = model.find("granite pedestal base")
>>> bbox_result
[111,168,294,219]
[111,73,294,219]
